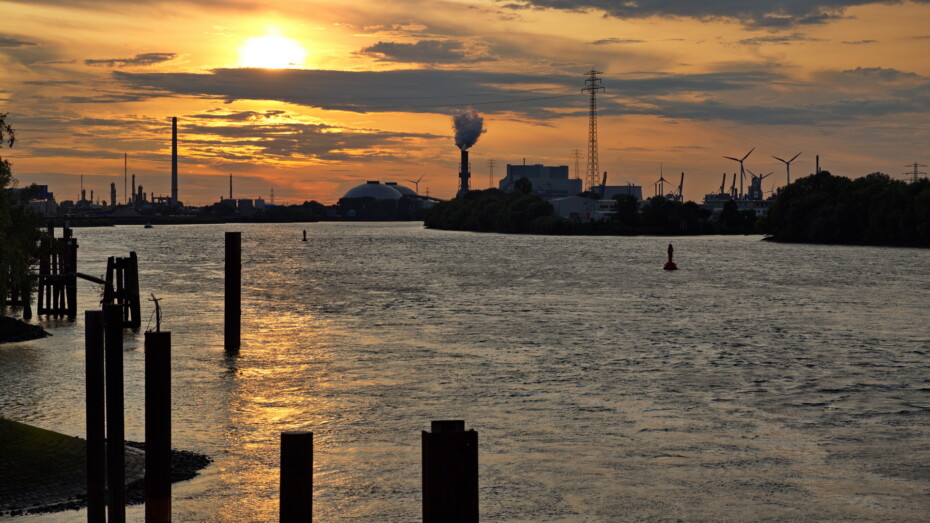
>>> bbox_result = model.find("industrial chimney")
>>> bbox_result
[458,149,470,198]
[452,109,484,198]
[171,117,178,205]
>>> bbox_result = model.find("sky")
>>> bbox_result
[1,0,928,205]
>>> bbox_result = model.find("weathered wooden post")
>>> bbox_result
[145,330,172,523]
[127,252,141,328]
[103,304,126,523]
[279,431,313,522]
[225,232,241,352]
[85,310,106,523]
[422,420,478,523]
[65,226,78,319]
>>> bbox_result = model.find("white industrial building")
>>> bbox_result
[499,164,582,199]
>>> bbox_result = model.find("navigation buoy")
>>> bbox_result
[664,243,678,270]
[302,230,307,242]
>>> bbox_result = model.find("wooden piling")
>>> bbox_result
[85,310,106,523]
[103,304,126,523]
[127,252,141,328]
[225,232,241,352]
[145,331,172,523]
[422,420,478,523]
[280,431,313,522]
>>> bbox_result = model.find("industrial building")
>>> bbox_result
[499,164,582,199]
[338,180,432,219]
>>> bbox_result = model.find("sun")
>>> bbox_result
[239,31,307,69]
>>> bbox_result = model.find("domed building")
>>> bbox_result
[339,180,422,219]
[342,181,404,201]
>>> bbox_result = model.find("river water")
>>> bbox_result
[1,222,929,521]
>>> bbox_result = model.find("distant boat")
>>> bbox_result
[144,222,153,229]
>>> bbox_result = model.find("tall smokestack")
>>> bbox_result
[131,174,135,204]
[171,117,178,205]
[452,109,484,198]
[458,149,470,197]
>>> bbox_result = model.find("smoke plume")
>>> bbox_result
[452,109,485,150]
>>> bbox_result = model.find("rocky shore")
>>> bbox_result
[0,316,50,344]
[0,418,211,517]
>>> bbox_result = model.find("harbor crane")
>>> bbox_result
[772,152,802,185]
[719,173,727,195]
[676,172,684,201]
[724,147,754,198]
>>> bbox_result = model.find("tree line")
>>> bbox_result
[424,182,757,236]
[762,171,930,246]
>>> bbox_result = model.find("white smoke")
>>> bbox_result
[452,109,485,150]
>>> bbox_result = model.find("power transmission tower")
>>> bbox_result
[487,159,496,189]
[904,162,927,183]
[570,149,583,180]
[582,69,605,192]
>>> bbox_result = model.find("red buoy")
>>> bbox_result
[664,243,678,270]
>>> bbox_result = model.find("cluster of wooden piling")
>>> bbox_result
[102,253,142,329]
[37,225,78,318]
[85,306,173,523]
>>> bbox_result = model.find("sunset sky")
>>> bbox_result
[1,0,929,204]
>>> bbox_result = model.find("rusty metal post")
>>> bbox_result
[85,310,106,523]
[145,331,172,522]
[103,304,126,523]
[422,420,478,522]
[225,232,241,352]
[280,431,313,522]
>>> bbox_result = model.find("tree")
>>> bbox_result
[0,113,41,314]
[514,177,533,195]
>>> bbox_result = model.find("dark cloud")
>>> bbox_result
[0,34,38,47]
[85,52,176,67]
[358,40,494,63]
[501,0,923,27]
[96,65,930,128]
[738,33,822,45]
[589,38,645,45]
[190,110,288,121]
[23,80,80,86]
[840,66,924,82]
[842,39,878,44]
[114,67,784,118]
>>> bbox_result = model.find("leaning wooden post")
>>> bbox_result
[280,431,313,522]
[85,310,106,523]
[103,304,126,523]
[422,420,478,523]
[145,330,172,523]
[224,232,241,352]
[127,252,142,328]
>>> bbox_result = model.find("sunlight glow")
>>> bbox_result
[239,32,307,69]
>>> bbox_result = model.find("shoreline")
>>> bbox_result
[0,418,211,517]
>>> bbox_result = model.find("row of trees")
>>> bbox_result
[0,114,41,314]
[424,182,759,236]
[762,171,930,246]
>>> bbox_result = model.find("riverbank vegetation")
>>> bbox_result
[762,171,930,247]
[424,188,758,235]
[0,114,41,317]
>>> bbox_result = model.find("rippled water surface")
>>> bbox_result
[2,222,929,521]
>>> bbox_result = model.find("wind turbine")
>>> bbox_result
[724,147,754,198]
[772,152,801,185]
[405,175,425,195]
